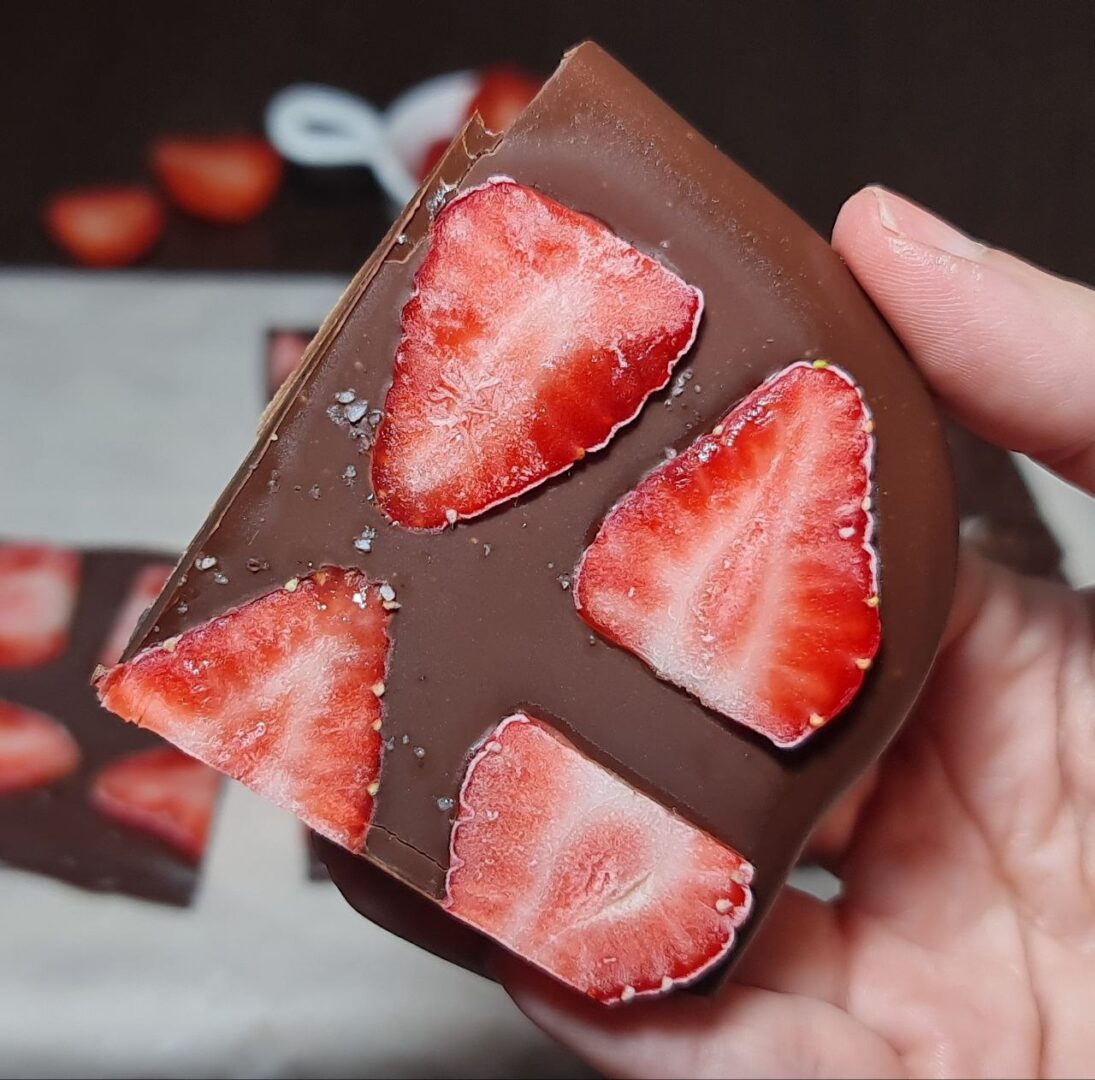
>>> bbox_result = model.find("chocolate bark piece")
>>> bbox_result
[125,42,957,980]
[0,547,217,905]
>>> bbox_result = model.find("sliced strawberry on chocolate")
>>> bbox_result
[0,544,80,669]
[371,179,703,530]
[90,747,219,862]
[444,712,752,1003]
[575,362,880,748]
[95,568,390,850]
[99,562,175,667]
[0,701,81,794]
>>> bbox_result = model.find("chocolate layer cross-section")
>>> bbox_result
[0,544,220,905]
[101,43,958,986]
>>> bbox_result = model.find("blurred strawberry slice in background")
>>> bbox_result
[151,135,283,224]
[44,187,163,268]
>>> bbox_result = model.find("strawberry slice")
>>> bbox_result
[0,701,81,794]
[150,136,283,225]
[95,568,390,850]
[468,66,541,133]
[99,562,175,667]
[44,187,163,268]
[575,362,881,748]
[371,179,703,530]
[0,545,80,669]
[445,713,752,1003]
[90,747,218,862]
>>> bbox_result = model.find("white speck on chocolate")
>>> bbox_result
[396,233,408,245]
[379,583,396,602]
[353,528,376,553]
[547,561,555,570]
[427,181,456,216]
[664,447,678,460]
[212,571,228,585]
[336,389,356,404]
[309,484,322,499]
[326,404,345,426]
[413,746,426,759]
[444,508,458,526]
[269,433,278,442]
[588,634,597,646]
[383,736,396,751]
[195,556,217,571]
[401,734,410,745]
[437,796,454,812]
[367,409,384,427]
[371,680,386,698]
[284,577,300,593]
[557,574,571,590]
[482,543,492,557]
[175,602,188,615]
[343,401,368,424]
[342,464,357,484]
[381,600,401,611]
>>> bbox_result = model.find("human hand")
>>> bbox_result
[495,188,1095,1079]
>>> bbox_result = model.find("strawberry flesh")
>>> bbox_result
[0,701,81,794]
[99,562,175,667]
[575,362,880,748]
[90,747,219,862]
[95,567,390,850]
[371,179,703,530]
[444,712,753,1003]
[0,544,80,668]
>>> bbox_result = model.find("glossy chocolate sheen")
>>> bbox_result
[133,44,958,975]
[1,548,209,906]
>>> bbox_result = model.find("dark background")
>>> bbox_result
[5,0,1093,282]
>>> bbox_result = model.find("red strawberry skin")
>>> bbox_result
[44,187,164,268]
[95,568,389,850]
[90,747,218,863]
[151,136,283,225]
[99,562,175,668]
[468,66,541,132]
[575,362,881,748]
[444,713,753,1003]
[0,545,80,669]
[0,701,81,794]
[372,179,703,530]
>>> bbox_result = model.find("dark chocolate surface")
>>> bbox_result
[0,547,215,906]
[135,44,957,972]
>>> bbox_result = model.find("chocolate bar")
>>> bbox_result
[99,43,958,992]
[1,544,219,905]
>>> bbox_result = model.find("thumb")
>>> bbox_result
[832,187,1095,493]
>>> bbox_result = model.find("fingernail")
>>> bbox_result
[871,187,986,261]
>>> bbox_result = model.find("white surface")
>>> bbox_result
[0,271,583,1080]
